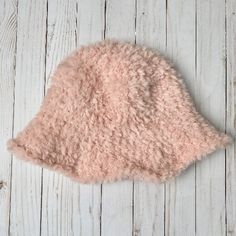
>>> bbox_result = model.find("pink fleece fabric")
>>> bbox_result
[7,40,231,183]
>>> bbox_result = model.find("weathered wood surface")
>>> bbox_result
[165,1,196,235]
[226,0,236,235]
[0,0,235,235]
[196,1,227,235]
[9,0,47,235]
[0,0,17,235]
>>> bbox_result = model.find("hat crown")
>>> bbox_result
[73,41,162,121]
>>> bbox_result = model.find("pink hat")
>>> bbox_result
[7,40,231,183]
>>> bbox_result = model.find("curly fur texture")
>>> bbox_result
[7,40,232,183]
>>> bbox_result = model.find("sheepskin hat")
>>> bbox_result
[7,40,231,183]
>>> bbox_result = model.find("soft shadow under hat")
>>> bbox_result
[7,40,231,183]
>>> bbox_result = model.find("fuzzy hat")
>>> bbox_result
[7,40,231,183]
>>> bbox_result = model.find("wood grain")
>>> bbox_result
[226,0,236,235]
[0,0,17,235]
[165,0,196,235]
[9,0,47,235]
[196,1,226,236]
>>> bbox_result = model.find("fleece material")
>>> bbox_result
[7,40,231,183]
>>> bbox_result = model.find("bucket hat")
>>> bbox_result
[7,40,231,183]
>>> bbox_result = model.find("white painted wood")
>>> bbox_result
[101,1,135,236]
[196,1,226,236]
[105,0,136,42]
[133,1,166,235]
[226,0,236,235]
[165,1,196,235]
[136,0,166,54]
[0,0,17,235]
[41,1,80,236]
[77,0,105,46]
[9,0,47,235]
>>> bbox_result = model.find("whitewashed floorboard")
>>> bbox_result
[133,1,166,235]
[165,0,196,235]
[77,0,105,46]
[226,0,236,235]
[101,1,136,236]
[9,0,47,235]
[196,1,226,236]
[0,0,17,235]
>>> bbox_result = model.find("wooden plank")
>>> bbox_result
[0,0,17,235]
[9,0,47,235]
[226,0,236,235]
[101,1,135,236]
[196,1,226,236]
[135,0,166,54]
[76,0,104,235]
[165,0,196,235]
[133,1,166,235]
[40,1,79,236]
[77,0,105,46]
